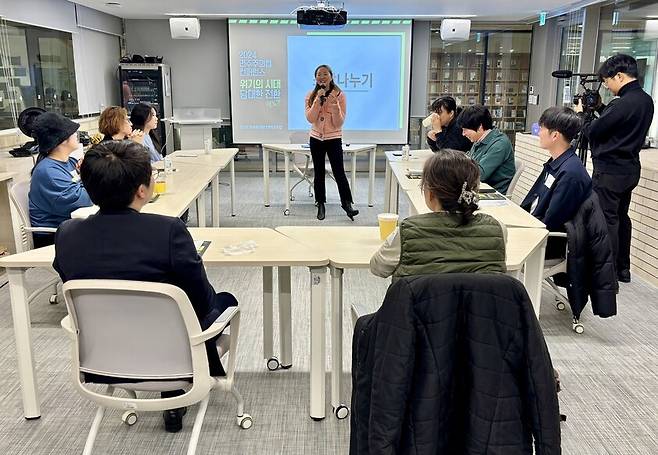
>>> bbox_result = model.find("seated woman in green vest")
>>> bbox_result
[370,149,506,278]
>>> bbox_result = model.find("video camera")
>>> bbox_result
[551,70,603,112]
[551,70,605,163]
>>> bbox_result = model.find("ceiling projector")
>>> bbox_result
[296,1,347,28]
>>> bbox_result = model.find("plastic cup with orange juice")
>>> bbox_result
[377,213,399,240]
[154,172,167,194]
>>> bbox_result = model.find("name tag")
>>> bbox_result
[544,174,556,189]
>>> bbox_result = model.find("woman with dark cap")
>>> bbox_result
[28,112,93,247]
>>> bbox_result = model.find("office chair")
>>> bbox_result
[8,179,60,304]
[506,158,526,198]
[541,232,584,333]
[60,280,251,455]
[288,132,335,201]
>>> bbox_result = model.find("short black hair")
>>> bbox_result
[597,53,638,79]
[81,140,152,210]
[538,107,583,143]
[457,105,493,131]
[430,96,458,114]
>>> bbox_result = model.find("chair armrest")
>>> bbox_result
[190,306,239,345]
[351,301,372,320]
[60,315,76,338]
[547,232,567,238]
[25,226,57,234]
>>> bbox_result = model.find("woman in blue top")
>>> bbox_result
[130,103,163,162]
[29,112,92,247]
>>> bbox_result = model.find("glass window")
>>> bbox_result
[0,20,78,130]
[597,1,658,103]
[556,10,585,106]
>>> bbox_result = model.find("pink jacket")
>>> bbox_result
[304,89,346,141]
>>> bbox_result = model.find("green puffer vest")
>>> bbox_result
[394,212,506,278]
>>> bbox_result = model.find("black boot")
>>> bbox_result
[317,203,325,220]
[341,202,359,221]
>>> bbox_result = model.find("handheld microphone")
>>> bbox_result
[319,84,327,105]
[551,70,574,79]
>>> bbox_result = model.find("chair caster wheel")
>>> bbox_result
[556,301,566,311]
[572,319,584,334]
[283,209,290,216]
[308,192,314,198]
[121,410,138,426]
[237,414,253,429]
[334,404,350,420]
[49,294,58,305]
[267,357,280,371]
[280,363,292,370]
[311,416,325,421]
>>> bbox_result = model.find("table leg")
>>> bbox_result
[262,267,274,363]
[230,157,236,217]
[309,266,327,420]
[368,147,376,207]
[7,268,40,419]
[351,152,357,200]
[523,239,547,318]
[330,266,346,416]
[196,191,206,228]
[284,151,291,215]
[211,175,220,227]
[263,146,270,207]
[278,266,292,368]
[384,161,392,213]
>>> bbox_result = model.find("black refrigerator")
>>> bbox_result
[119,63,173,155]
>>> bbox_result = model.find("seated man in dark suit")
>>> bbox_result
[53,140,237,433]
[521,107,592,258]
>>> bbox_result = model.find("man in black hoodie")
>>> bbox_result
[576,54,654,283]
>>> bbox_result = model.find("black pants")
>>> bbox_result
[309,137,353,204]
[33,232,56,249]
[592,170,640,273]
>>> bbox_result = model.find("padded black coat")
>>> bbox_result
[350,274,561,455]
[559,191,617,319]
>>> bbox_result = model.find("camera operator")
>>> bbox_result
[574,54,654,283]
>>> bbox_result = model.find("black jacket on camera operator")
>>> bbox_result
[576,54,654,284]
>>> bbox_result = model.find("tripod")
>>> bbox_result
[573,108,597,164]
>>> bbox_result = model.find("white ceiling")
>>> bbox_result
[69,0,600,22]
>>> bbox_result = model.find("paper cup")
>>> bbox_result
[378,213,399,240]
[422,113,435,128]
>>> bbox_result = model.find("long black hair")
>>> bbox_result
[307,64,341,107]
[129,103,162,152]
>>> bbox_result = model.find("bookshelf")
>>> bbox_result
[427,30,532,145]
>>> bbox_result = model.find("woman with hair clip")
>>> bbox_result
[370,149,507,278]
[130,103,163,162]
[426,96,472,152]
[305,64,358,221]
[28,112,93,247]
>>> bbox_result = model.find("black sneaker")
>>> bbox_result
[163,407,187,433]
[617,269,631,283]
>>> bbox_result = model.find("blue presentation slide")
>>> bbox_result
[287,34,403,131]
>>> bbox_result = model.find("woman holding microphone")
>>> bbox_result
[305,64,358,221]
